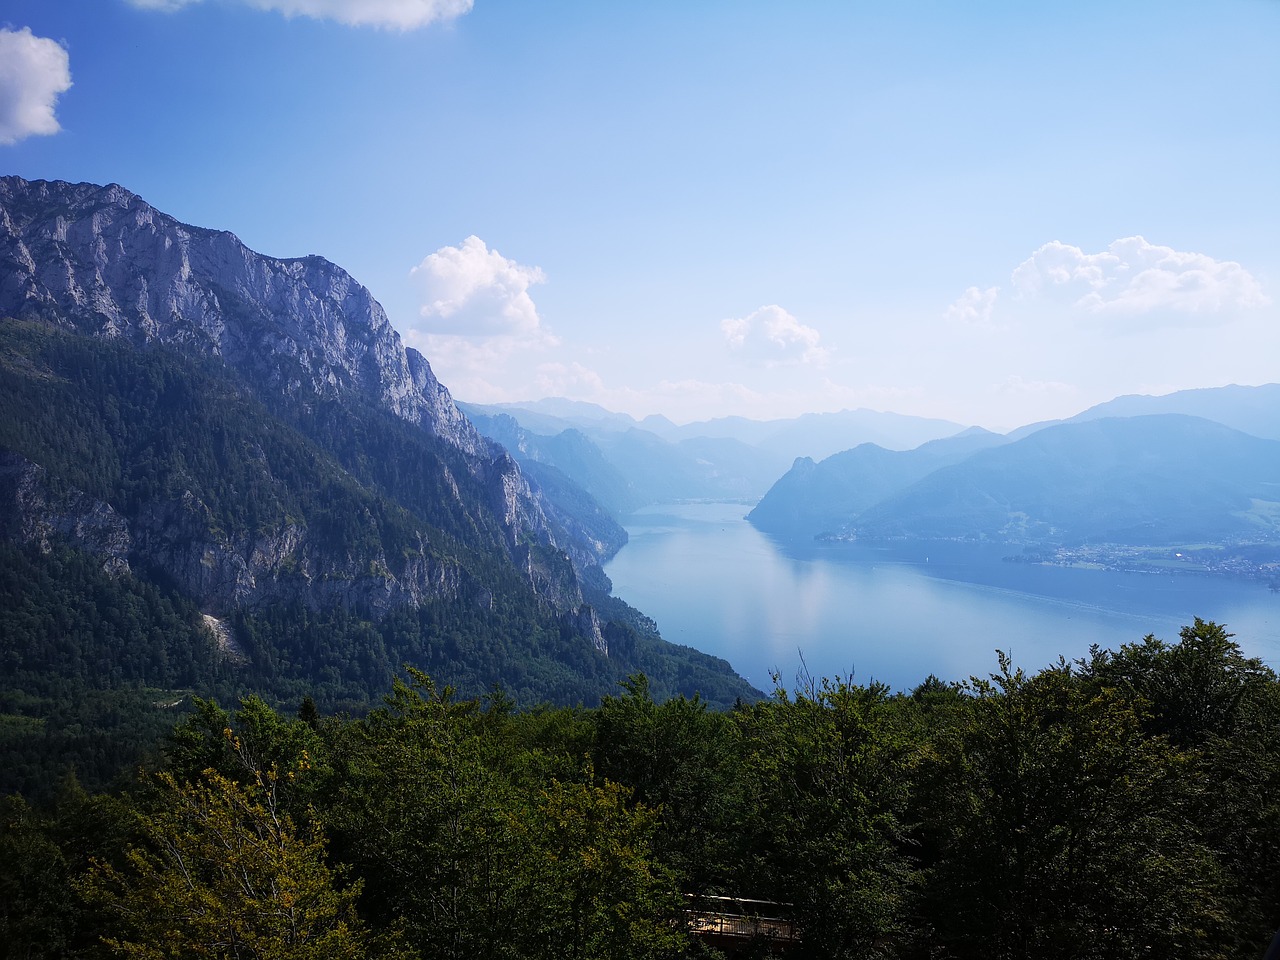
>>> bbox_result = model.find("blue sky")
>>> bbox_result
[2,0,1278,429]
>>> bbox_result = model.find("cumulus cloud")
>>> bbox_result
[410,236,553,341]
[125,0,472,30]
[721,304,829,366]
[945,285,1000,327]
[0,28,72,146]
[1011,237,1269,316]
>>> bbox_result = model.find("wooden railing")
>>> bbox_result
[684,895,801,947]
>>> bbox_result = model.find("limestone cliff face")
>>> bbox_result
[0,451,478,618]
[0,176,597,617]
[0,451,132,577]
[0,176,483,452]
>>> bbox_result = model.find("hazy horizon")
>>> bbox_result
[3,1,1277,431]
[469,379,1280,435]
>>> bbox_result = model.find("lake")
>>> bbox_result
[603,501,1280,693]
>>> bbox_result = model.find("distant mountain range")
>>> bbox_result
[750,398,1280,557]
[854,414,1280,545]
[469,383,1280,566]
[748,427,1008,538]
[460,400,969,510]
[1009,383,1280,441]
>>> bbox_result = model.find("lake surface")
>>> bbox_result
[603,501,1280,693]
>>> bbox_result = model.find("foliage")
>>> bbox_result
[0,318,757,794]
[734,676,914,958]
[5,624,1280,959]
[918,653,1229,959]
[319,670,682,960]
[513,777,684,960]
[83,769,402,960]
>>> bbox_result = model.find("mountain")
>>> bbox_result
[462,401,968,514]
[748,428,1008,539]
[0,175,600,599]
[597,429,789,503]
[1008,383,1280,442]
[853,415,1280,545]
[1070,383,1280,440]
[462,410,645,518]
[0,176,757,744]
[486,397,641,431]
[462,402,793,507]
[666,409,970,461]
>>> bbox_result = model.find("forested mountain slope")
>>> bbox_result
[853,414,1280,544]
[0,178,758,792]
[748,428,1007,538]
[748,413,1280,549]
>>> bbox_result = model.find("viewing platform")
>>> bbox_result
[684,895,801,954]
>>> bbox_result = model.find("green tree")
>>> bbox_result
[513,777,685,960]
[735,676,915,958]
[0,793,76,959]
[1081,620,1280,954]
[83,767,403,960]
[320,671,523,960]
[592,674,745,893]
[920,654,1228,960]
[1081,618,1273,748]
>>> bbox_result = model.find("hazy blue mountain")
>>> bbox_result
[465,400,969,512]
[594,429,790,503]
[463,402,793,508]
[1008,383,1280,441]
[648,414,776,445]
[1071,383,1280,439]
[638,413,680,434]
[853,415,1280,545]
[463,410,644,519]
[645,408,968,459]
[755,409,969,461]
[482,397,641,432]
[749,427,1008,538]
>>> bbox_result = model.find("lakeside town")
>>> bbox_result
[1010,544,1280,590]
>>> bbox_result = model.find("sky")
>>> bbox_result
[2,0,1278,431]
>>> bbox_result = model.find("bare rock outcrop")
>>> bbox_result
[0,177,606,619]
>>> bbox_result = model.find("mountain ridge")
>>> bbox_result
[0,175,599,582]
[0,176,759,717]
[852,414,1280,546]
[461,399,971,514]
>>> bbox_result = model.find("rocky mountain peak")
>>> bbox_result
[0,175,605,604]
[0,175,485,456]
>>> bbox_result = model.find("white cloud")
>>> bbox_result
[401,331,524,404]
[945,285,1000,327]
[721,304,829,366]
[125,0,472,29]
[1011,237,1269,317]
[410,236,552,340]
[534,362,606,397]
[0,28,72,146]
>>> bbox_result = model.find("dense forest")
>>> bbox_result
[3,619,1279,959]
[0,534,750,797]
[0,318,757,794]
